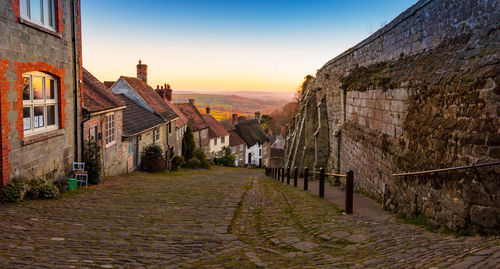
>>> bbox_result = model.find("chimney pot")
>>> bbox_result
[189,99,195,105]
[206,106,211,114]
[137,60,148,83]
[167,84,171,89]
[166,88,173,102]
[232,113,238,124]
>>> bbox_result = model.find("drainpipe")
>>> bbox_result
[71,0,80,161]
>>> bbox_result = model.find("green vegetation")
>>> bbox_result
[83,139,102,185]
[171,155,185,171]
[140,144,166,172]
[214,146,236,167]
[182,126,195,160]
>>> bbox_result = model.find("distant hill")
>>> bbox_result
[173,92,291,120]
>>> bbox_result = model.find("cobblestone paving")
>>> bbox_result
[0,167,499,268]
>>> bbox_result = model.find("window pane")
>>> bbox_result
[34,106,44,128]
[47,79,55,99]
[29,0,42,22]
[20,0,28,17]
[32,76,43,100]
[47,105,56,126]
[23,76,30,101]
[23,107,31,130]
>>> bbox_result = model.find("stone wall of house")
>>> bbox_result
[0,0,82,184]
[285,0,500,232]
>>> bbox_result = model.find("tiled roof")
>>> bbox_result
[175,103,208,132]
[229,130,245,147]
[103,81,115,89]
[118,94,165,137]
[121,76,178,122]
[168,100,188,128]
[82,68,125,113]
[202,114,229,139]
[234,119,269,147]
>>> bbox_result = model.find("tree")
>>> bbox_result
[182,126,195,160]
[83,139,102,185]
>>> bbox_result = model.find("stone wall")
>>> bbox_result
[0,0,82,184]
[285,0,500,232]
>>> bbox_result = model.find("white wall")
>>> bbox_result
[245,142,262,166]
[208,134,229,156]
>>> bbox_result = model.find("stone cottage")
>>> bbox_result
[0,0,82,185]
[234,116,270,167]
[82,68,126,177]
[229,130,246,167]
[175,100,209,152]
[203,106,229,159]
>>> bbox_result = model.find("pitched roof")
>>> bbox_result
[202,114,229,139]
[234,119,269,147]
[168,100,188,128]
[121,76,178,121]
[175,103,208,132]
[271,135,285,149]
[103,81,115,89]
[118,94,165,137]
[82,68,125,113]
[271,148,284,158]
[229,130,245,147]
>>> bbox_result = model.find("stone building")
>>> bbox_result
[82,68,126,177]
[0,0,82,185]
[229,130,246,167]
[284,0,500,231]
[203,106,229,159]
[109,61,180,169]
[175,100,209,152]
[270,135,285,168]
[234,117,270,167]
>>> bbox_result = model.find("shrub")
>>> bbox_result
[182,126,195,160]
[214,155,236,167]
[186,157,201,168]
[39,184,60,199]
[2,182,26,203]
[172,155,185,171]
[84,139,102,185]
[194,148,211,169]
[140,144,166,172]
[27,177,47,200]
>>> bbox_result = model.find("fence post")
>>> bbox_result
[294,166,298,187]
[345,170,354,214]
[304,167,309,191]
[273,167,276,179]
[277,167,280,181]
[281,167,285,183]
[319,167,325,198]
[286,167,290,185]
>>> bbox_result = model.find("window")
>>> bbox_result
[168,122,172,134]
[221,136,225,144]
[259,149,262,157]
[214,138,217,146]
[89,125,97,141]
[153,128,160,142]
[22,72,58,135]
[201,129,206,138]
[232,147,236,154]
[240,145,244,151]
[20,0,56,30]
[105,113,115,145]
[128,140,134,156]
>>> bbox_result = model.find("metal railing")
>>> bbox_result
[266,166,354,214]
[392,161,500,177]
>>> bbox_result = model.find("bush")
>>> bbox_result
[185,157,201,168]
[172,155,185,171]
[27,177,47,200]
[194,148,211,169]
[182,126,195,160]
[39,184,60,199]
[2,182,26,203]
[140,144,166,172]
[84,139,102,185]
[214,155,236,167]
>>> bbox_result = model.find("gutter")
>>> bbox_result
[71,0,80,161]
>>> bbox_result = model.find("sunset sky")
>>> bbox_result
[82,0,417,93]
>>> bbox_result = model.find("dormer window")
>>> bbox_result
[20,0,56,31]
[22,71,58,135]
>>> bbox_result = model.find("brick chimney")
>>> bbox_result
[137,60,147,83]
[232,113,238,125]
[165,84,172,102]
[255,111,261,123]
[206,106,211,114]
[189,99,195,105]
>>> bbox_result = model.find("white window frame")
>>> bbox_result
[153,127,160,142]
[22,71,58,136]
[201,129,206,139]
[221,136,225,144]
[214,138,217,146]
[231,147,236,154]
[20,0,56,31]
[240,145,244,151]
[105,113,116,147]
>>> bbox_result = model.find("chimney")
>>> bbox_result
[206,106,211,114]
[255,111,261,123]
[165,84,172,102]
[137,60,148,83]
[232,113,238,125]
[189,99,195,105]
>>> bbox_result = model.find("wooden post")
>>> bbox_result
[293,166,298,187]
[277,167,280,181]
[345,170,354,214]
[286,167,290,185]
[319,167,325,198]
[304,167,309,191]
[281,167,285,183]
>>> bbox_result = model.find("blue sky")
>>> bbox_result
[82,0,417,92]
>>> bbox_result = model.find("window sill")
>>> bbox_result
[105,140,117,149]
[22,129,64,146]
[19,18,62,38]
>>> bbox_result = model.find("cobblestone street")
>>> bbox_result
[0,167,499,268]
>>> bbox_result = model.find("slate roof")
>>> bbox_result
[234,119,269,147]
[202,114,229,139]
[175,103,208,132]
[82,68,125,113]
[121,76,178,122]
[118,94,165,137]
[229,130,245,147]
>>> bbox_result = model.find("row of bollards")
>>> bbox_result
[265,166,354,214]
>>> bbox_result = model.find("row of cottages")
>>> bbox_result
[229,112,271,168]
[202,106,229,159]
[0,0,83,185]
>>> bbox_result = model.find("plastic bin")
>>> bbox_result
[67,178,77,190]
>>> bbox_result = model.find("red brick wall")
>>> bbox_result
[0,60,10,185]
